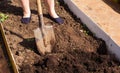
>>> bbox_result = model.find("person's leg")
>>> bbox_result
[45,0,58,18]
[21,0,31,17]
[20,0,31,24]
[45,0,64,24]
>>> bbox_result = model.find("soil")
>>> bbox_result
[0,0,120,73]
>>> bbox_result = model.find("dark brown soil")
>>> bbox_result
[0,0,120,73]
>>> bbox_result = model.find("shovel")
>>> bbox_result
[34,0,55,55]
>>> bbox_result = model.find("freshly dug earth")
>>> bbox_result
[0,0,120,73]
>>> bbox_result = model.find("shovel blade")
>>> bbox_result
[34,26,55,55]
[44,26,55,53]
[34,28,46,55]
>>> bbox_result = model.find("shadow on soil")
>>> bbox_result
[0,2,56,23]
[0,2,37,16]
[19,38,40,55]
[4,27,40,55]
[103,0,120,14]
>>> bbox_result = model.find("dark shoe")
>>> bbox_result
[54,17,64,24]
[21,16,31,24]
[47,14,64,24]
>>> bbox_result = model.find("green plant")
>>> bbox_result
[0,13,8,23]
[83,30,89,35]
[81,24,92,36]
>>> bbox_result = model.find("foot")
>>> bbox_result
[53,17,64,24]
[21,12,31,24]
[21,16,31,24]
[49,12,64,24]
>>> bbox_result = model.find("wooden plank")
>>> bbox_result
[0,23,19,73]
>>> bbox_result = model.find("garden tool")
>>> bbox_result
[34,0,55,55]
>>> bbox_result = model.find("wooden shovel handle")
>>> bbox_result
[37,0,42,15]
[37,0,44,27]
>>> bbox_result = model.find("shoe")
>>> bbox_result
[48,14,64,24]
[54,17,64,24]
[21,16,31,24]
